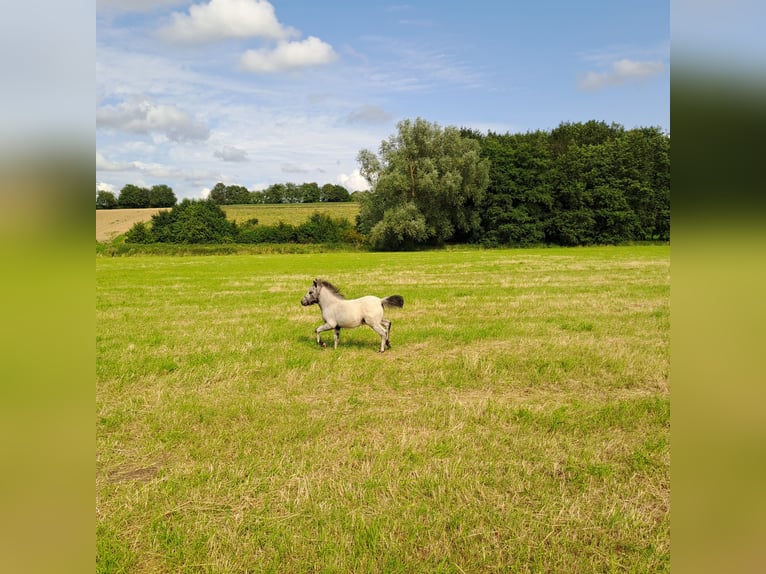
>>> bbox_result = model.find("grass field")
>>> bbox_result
[96,245,669,572]
[222,203,360,226]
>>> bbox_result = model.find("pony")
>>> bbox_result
[301,278,404,352]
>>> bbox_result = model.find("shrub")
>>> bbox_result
[296,213,353,243]
[124,221,153,243]
[125,199,237,244]
[369,203,429,250]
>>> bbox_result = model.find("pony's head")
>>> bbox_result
[301,278,322,306]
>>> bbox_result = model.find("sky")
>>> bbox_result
[96,0,670,200]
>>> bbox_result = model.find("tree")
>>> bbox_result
[299,182,321,203]
[474,130,552,246]
[96,189,118,209]
[356,117,490,248]
[118,184,150,208]
[263,183,286,204]
[284,183,301,204]
[209,182,228,204]
[230,185,252,204]
[320,184,350,202]
[369,202,428,250]
[148,184,176,207]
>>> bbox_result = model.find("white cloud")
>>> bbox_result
[158,0,297,44]
[97,150,223,189]
[96,152,128,171]
[96,181,116,193]
[578,59,665,91]
[337,169,369,192]
[346,105,392,125]
[96,95,210,142]
[281,162,310,174]
[240,36,338,73]
[214,145,249,162]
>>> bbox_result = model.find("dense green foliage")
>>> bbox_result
[125,199,237,243]
[100,183,178,209]
[468,120,669,246]
[96,190,118,209]
[125,201,361,246]
[358,119,669,249]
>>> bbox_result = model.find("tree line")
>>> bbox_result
[97,184,177,209]
[96,181,352,209]
[118,118,669,249]
[209,182,351,204]
[355,118,669,249]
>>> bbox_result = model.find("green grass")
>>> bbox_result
[222,202,360,226]
[96,245,669,572]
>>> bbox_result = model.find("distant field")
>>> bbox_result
[97,245,669,572]
[223,202,360,226]
[96,208,170,242]
[96,203,360,242]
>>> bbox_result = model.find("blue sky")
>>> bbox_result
[96,0,669,200]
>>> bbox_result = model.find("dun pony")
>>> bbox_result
[301,278,404,352]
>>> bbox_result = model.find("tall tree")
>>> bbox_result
[356,118,490,249]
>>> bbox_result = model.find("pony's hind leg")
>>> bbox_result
[369,323,389,352]
[334,326,341,349]
[381,318,392,349]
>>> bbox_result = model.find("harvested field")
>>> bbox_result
[96,208,168,242]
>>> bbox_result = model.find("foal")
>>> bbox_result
[301,278,404,352]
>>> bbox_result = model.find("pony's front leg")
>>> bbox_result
[315,323,334,348]
[334,326,341,349]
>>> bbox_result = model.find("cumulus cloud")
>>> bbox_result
[214,145,249,162]
[240,36,338,73]
[96,181,116,193]
[97,151,220,188]
[337,169,369,192]
[578,59,665,91]
[346,105,392,125]
[158,0,297,44]
[96,95,210,142]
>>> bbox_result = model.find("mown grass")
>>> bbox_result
[222,202,360,226]
[96,245,669,572]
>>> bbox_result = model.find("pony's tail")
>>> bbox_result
[382,295,404,308]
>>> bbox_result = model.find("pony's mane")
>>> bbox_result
[317,279,345,299]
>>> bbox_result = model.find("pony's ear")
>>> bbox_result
[313,278,318,286]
